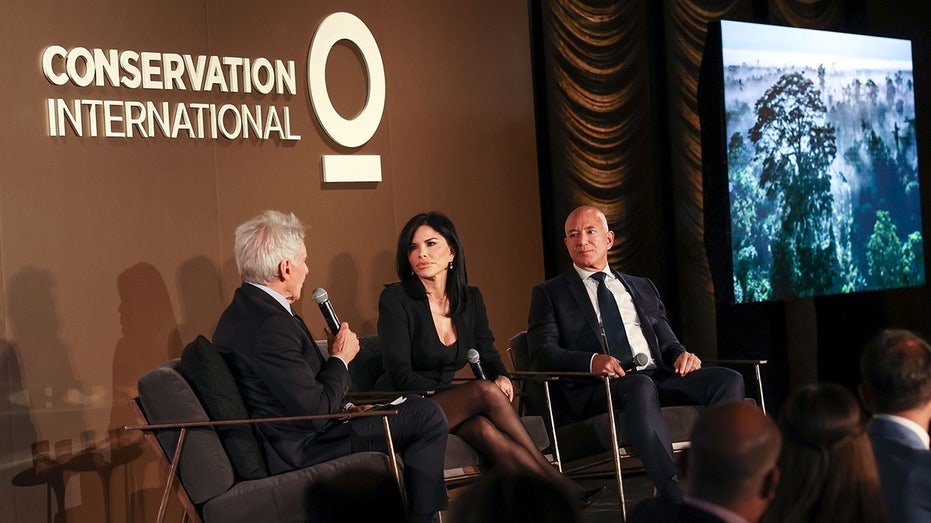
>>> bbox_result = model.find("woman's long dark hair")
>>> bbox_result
[761,383,888,523]
[396,211,468,316]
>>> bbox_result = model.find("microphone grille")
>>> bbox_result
[466,348,481,364]
[311,288,329,304]
[634,352,649,366]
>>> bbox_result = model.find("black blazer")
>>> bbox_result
[212,283,351,473]
[867,416,931,523]
[527,267,686,414]
[377,282,508,391]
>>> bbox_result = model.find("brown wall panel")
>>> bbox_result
[0,1,542,520]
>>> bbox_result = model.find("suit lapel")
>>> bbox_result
[293,313,329,364]
[564,269,608,354]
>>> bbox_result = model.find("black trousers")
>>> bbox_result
[583,366,744,496]
[304,394,449,518]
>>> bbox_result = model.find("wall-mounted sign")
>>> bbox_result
[309,12,384,183]
[42,46,301,140]
[40,11,385,183]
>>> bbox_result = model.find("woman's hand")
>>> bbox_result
[494,375,514,402]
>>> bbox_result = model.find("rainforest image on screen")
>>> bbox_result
[721,21,924,303]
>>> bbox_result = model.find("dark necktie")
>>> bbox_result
[590,272,633,361]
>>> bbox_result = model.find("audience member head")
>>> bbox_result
[563,206,614,272]
[234,210,308,301]
[395,211,468,315]
[686,401,781,523]
[860,328,931,415]
[763,383,887,523]
[449,472,582,523]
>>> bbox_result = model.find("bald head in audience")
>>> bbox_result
[686,402,781,523]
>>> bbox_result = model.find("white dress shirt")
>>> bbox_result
[573,265,655,371]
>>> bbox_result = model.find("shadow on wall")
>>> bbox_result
[1,339,39,522]
[8,263,191,522]
[176,255,226,345]
[369,249,396,333]
[325,253,367,335]
[322,250,396,337]
[5,267,89,522]
[107,262,184,522]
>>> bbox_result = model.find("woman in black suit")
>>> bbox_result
[378,212,601,504]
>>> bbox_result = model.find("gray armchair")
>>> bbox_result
[125,336,406,523]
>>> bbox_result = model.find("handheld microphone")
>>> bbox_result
[466,349,487,380]
[311,288,341,334]
[622,352,650,372]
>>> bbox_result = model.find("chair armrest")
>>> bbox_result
[346,390,436,402]
[509,370,610,381]
[123,409,399,432]
[705,359,768,366]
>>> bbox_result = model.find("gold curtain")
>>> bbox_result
[769,0,845,28]
[539,0,846,354]
[541,0,661,271]
[662,0,752,352]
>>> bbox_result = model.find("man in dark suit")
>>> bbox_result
[860,328,931,523]
[212,210,448,523]
[527,206,745,500]
[629,401,781,523]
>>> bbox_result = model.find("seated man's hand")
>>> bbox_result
[592,353,626,377]
[673,352,701,376]
[326,322,360,363]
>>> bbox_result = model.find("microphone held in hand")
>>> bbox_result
[621,352,650,372]
[466,349,487,380]
[311,288,341,334]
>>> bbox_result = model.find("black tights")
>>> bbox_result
[432,380,561,481]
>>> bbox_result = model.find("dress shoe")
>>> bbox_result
[578,485,606,507]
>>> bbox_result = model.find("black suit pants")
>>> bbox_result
[308,394,449,517]
[584,367,744,493]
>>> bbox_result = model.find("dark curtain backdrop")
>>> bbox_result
[532,0,931,411]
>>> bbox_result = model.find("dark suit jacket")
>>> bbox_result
[378,282,508,391]
[527,267,686,416]
[629,497,729,523]
[867,416,931,523]
[212,283,352,473]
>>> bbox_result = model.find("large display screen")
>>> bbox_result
[709,20,924,303]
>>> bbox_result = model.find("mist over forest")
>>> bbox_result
[724,62,923,303]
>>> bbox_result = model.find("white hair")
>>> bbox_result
[234,210,305,284]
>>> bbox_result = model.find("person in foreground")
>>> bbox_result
[859,328,931,523]
[449,472,583,523]
[377,211,603,507]
[761,383,887,523]
[212,210,448,522]
[527,205,744,500]
[629,401,781,523]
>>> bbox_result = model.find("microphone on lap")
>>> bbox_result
[311,288,341,334]
[466,349,487,380]
[621,352,650,372]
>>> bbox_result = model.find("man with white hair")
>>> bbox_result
[213,210,448,522]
